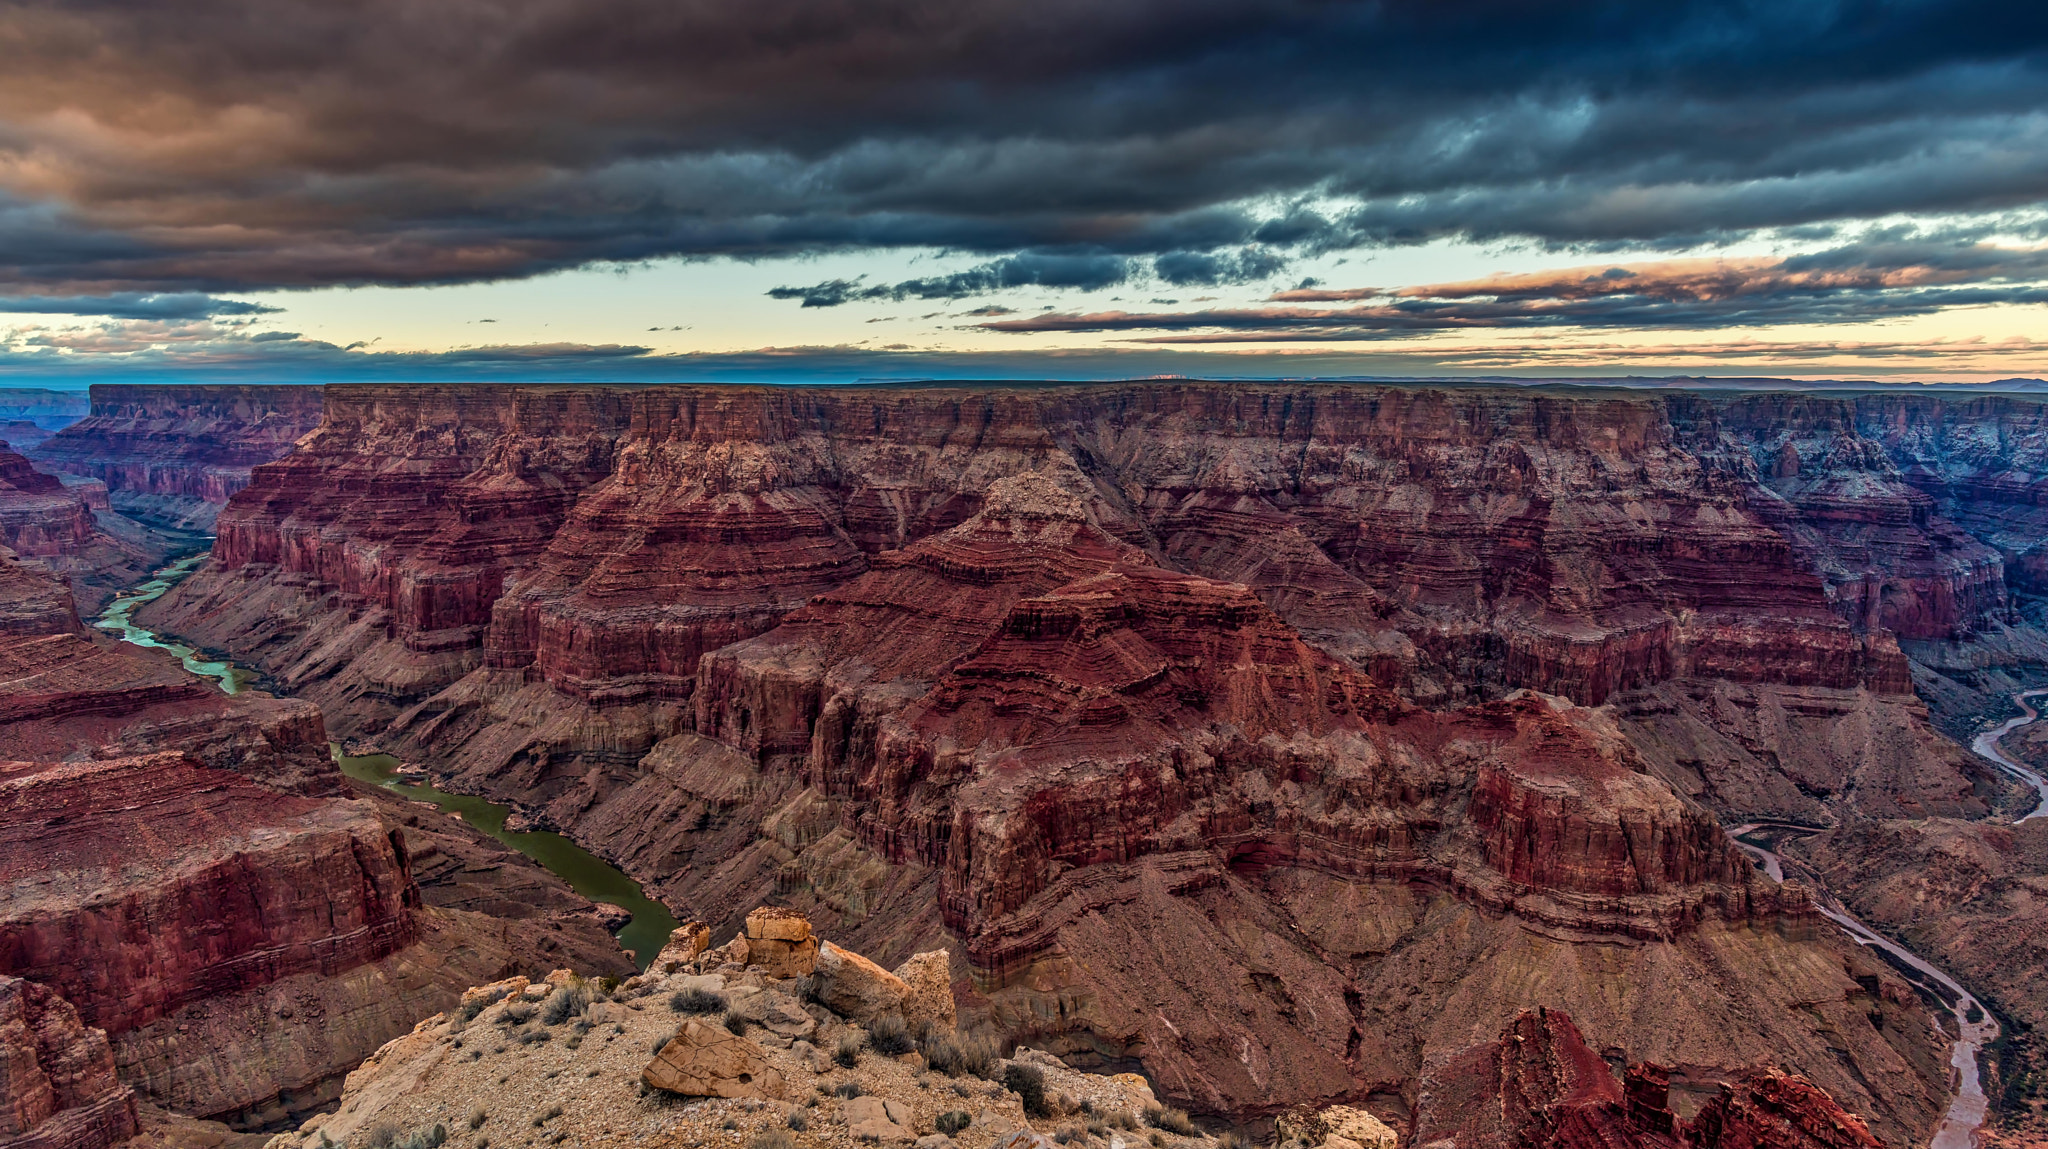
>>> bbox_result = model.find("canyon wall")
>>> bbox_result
[128,381,2048,1140]
[0,976,136,1149]
[28,385,325,530]
[0,553,631,1130]
[0,444,168,617]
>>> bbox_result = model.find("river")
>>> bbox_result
[93,551,679,970]
[1730,823,1996,1149]
[1970,688,2048,823]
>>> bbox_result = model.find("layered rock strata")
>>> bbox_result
[27,385,324,531]
[1413,1007,1883,1149]
[0,444,166,617]
[131,381,2048,1137]
[0,977,137,1149]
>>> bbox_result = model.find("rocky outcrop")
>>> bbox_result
[27,385,324,531]
[0,445,166,617]
[0,977,136,1149]
[1413,1007,1884,1149]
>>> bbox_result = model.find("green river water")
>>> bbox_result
[95,550,679,970]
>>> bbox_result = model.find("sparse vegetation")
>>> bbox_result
[958,1031,1000,1079]
[540,981,589,1025]
[670,988,727,1015]
[920,1034,964,1076]
[367,1125,398,1149]
[498,1002,534,1026]
[868,1013,914,1056]
[833,1080,866,1099]
[786,1110,809,1132]
[394,1124,447,1149]
[722,1010,751,1036]
[937,1111,972,1135]
[1005,1064,1048,1118]
[466,1108,488,1131]
[531,1104,563,1128]
[749,1131,796,1149]
[835,1033,864,1068]
[1145,1106,1197,1136]
[1216,1132,1247,1149]
[458,988,508,1023]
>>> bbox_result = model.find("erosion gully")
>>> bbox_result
[94,549,679,969]
[100,551,2048,1141]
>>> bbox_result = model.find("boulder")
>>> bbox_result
[1274,1105,1396,1149]
[891,950,956,1033]
[591,903,633,931]
[813,941,910,1022]
[845,1096,915,1143]
[743,907,819,977]
[655,921,712,973]
[642,1018,786,1100]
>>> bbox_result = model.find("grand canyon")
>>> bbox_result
[2,379,2046,1149]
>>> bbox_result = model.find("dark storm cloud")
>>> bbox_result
[766,246,1293,306]
[0,1,2045,295]
[0,292,278,319]
[979,243,2048,338]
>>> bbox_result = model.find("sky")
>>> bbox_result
[2,0,2047,386]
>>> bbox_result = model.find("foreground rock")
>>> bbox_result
[281,930,1196,1149]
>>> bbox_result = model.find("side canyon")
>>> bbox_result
[14,380,2048,1148]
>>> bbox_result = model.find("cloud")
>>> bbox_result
[0,292,279,319]
[0,1,2045,293]
[979,242,2048,338]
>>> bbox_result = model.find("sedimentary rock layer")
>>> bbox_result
[0,977,137,1149]
[28,385,324,530]
[133,380,2048,1138]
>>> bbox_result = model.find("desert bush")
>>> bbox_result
[1004,1064,1048,1118]
[835,1033,864,1068]
[458,988,508,1022]
[920,1034,964,1076]
[367,1125,398,1149]
[791,975,819,1003]
[1216,1132,1247,1149]
[833,1080,866,1099]
[1144,1106,1196,1136]
[1053,1129,1079,1145]
[957,1031,1000,1079]
[1108,1111,1139,1131]
[671,988,727,1015]
[466,1108,488,1131]
[786,1110,809,1132]
[749,1133,795,1149]
[936,1111,972,1136]
[498,1002,534,1026]
[722,1011,751,1036]
[395,1124,447,1149]
[540,982,589,1025]
[868,1014,914,1056]
[531,1104,563,1128]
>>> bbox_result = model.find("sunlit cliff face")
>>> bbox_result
[0,0,2046,382]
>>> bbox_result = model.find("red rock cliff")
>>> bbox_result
[0,977,137,1149]
[28,384,324,530]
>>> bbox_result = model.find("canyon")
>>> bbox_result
[0,433,636,1144]
[13,379,2048,1147]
